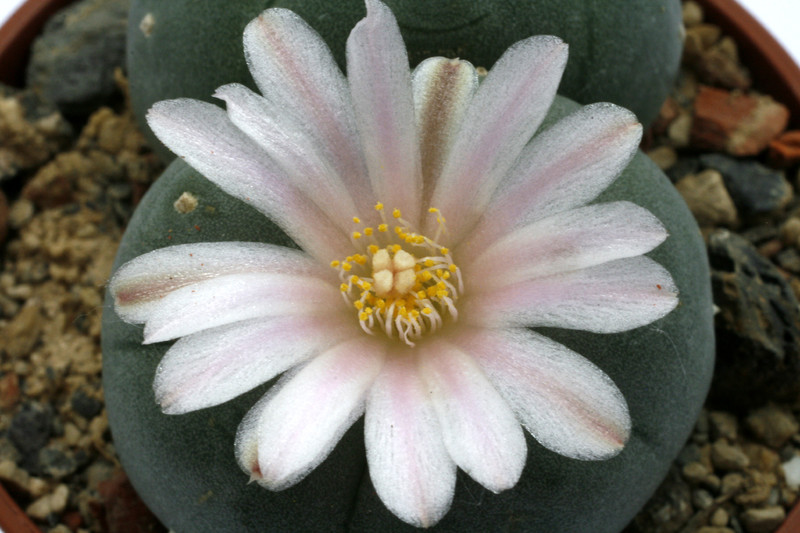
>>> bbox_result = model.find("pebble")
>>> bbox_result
[1,299,43,359]
[707,230,800,408]
[8,402,53,459]
[768,130,800,167]
[25,484,69,521]
[781,455,800,490]
[675,169,738,227]
[745,405,800,449]
[700,154,793,220]
[696,527,735,533]
[740,506,786,533]
[71,389,103,420]
[711,507,730,526]
[710,411,740,441]
[682,1,703,26]
[711,439,750,471]
[691,86,789,156]
[646,145,678,170]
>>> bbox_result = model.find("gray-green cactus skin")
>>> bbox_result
[127,0,683,161]
[101,96,714,533]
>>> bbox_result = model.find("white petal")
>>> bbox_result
[420,341,526,493]
[365,354,456,528]
[110,242,331,324]
[466,103,642,252]
[466,256,678,333]
[243,8,372,216]
[412,57,478,196]
[464,201,668,287]
[428,35,568,241]
[146,99,352,262]
[235,337,385,490]
[142,272,342,344]
[457,328,630,460]
[214,83,361,230]
[153,314,356,414]
[347,0,422,224]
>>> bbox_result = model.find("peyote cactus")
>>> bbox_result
[127,0,683,160]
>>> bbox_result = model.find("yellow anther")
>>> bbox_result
[417,290,426,299]
[436,290,448,298]
[330,260,340,267]
[392,208,401,218]
[361,281,372,290]
[391,244,402,253]
[428,207,439,213]
[424,259,435,267]
[351,275,360,282]
[359,311,369,321]
[342,262,352,271]
[422,308,433,315]
[354,301,364,310]
[352,231,362,240]
[368,244,379,254]
[375,298,386,309]
[421,271,433,282]
[354,255,367,265]
[411,309,420,318]
[440,247,449,255]
[378,224,388,233]
[449,264,458,272]
[352,216,361,224]
[364,227,374,236]
[375,202,384,211]
[442,271,451,280]
[340,283,349,292]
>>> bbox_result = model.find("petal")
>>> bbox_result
[142,272,342,344]
[214,84,361,230]
[412,57,478,197]
[153,314,356,414]
[464,201,668,287]
[365,353,456,528]
[236,337,385,490]
[466,103,642,252]
[146,99,353,262]
[457,328,630,460]
[243,8,371,215]
[110,242,331,324]
[466,256,678,333]
[347,0,422,224]
[420,341,526,493]
[428,35,568,241]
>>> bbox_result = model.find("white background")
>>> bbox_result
[0,0,799,66]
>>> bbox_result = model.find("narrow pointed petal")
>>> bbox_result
[347,0,422,224]
[428,36,568,241]
[142,272,342,344]
[412,57,478,196]
[466,103,642,252]
[153,314,356,414]
[466,256,678,333]
[110,242,331,324]
[457,328,630,460]
[215,84,362,229]
[147,99,352,262]
[420,341,526,493]
[243,8,371,215]
[235,338,385,490]
[365,354,456,528]
[465,202,668,287]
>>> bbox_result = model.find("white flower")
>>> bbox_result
[109,0,678,527]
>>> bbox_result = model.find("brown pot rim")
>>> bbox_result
[0,0,74,86]
[0,482,39,533]
[696,0,800,127]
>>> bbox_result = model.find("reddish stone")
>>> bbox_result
[0,372,20,410]
[62,510,83,530]
[98,471,166,533]
[691,85,790,156]
[769,130,800,167]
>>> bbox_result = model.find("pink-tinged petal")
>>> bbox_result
[153,314,357,414]
[464,201,668,287]
[457,328,630,460]
[412,57,478,197]
[243,8,372,216]
[347,0,422,224]
[142,272,342,344]
[466,256,678,333]
[420,341,526,493]
[214,84,361,230]
[428,36,568,241]
[235,337,385,490]
[146,99,352,263]
[110,242,332,324]
[365,353,456,528]
[466,103,642,252]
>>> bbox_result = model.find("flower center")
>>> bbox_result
[331,203,462,346]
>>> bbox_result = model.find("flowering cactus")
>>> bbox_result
[104,1,712,531]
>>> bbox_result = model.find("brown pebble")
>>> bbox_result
[769,130,800,167]
[780,218,800,247]
[675,169,738,227]
[682,1,704,27]
[711,439,750,471]
[683,461,711,483]
[696,527,735,533]
[26,484,69,520]
[746,404,800,449]
[0,299,43,358]
[740,506,786,533]
[691,86,790,156]
[709,411,739,441]
[647,146,678,170]
[0,372,20,409]
[757,239,783,259]
[711,507,730,526]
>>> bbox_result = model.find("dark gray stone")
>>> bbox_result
[26,0,130,116]
[38,446,79,480]
[699,154,793,220]
[8,402,53,465]
[71,389,103,420]
[707,229,800,409]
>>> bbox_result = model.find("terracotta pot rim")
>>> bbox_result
[0,482,39,533]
